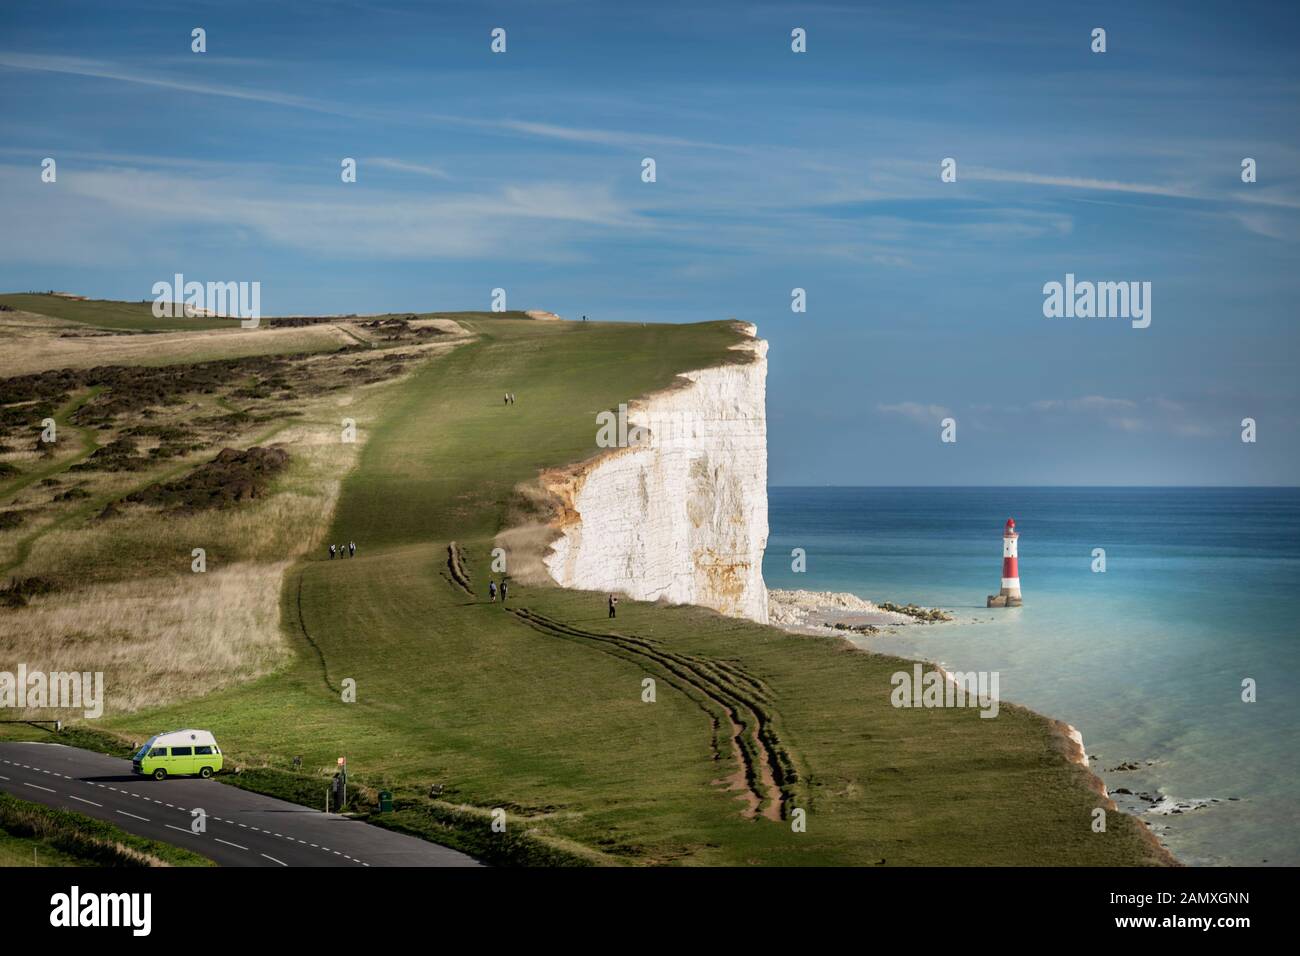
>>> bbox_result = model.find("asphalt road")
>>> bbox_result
[0,741,479,867]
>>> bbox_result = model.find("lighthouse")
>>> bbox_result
[986,518,1023,608]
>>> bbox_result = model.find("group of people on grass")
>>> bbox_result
[328,541,357,559]
[486,579,618,619]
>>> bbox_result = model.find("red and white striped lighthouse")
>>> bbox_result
[987,518,1023,607]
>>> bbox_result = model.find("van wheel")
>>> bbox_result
[199,766,213,779]
[152,768,167,781]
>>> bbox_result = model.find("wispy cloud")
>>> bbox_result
[0,52,346,114]
[1032,396,1138,413]
[0,52,738,154]
[962,166,1193,199]
[366,157,451,180]
[877,401,952,424]
[0,163,641,264]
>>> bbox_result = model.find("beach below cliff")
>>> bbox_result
[767,588,952,636]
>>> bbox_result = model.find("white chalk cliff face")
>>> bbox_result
[543,323,770,623]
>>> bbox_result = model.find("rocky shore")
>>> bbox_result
[767,589,953,637]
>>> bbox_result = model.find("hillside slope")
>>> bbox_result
[15,310,1169,865]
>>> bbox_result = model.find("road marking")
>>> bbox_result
[23,782,55,793]
[0,774,8,781]
[116,810,150,822]
[216,838,249,851]
[165,825,191,835]
[260,853,287,867]
[69,796,103,808]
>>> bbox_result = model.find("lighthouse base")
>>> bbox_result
[986,592,1023,608]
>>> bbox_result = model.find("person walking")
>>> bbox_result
[608,594,618,619]
[488,580,497,602]
[504,393,510,405]
[500,580,508,603]
[329,544,336,560]
[349,541,356,558]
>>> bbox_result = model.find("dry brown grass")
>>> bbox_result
[0,312,352,377]
[1,326,472,717]
[0,562,291,716]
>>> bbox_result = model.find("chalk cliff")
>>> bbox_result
[542,322,770,623]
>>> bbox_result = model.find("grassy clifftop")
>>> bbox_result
[2,303,1170,865]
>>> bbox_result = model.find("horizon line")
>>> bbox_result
[769,484,1300,490]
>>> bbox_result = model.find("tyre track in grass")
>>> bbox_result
[509,606,794,822]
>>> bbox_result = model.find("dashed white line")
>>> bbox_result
[2,756,376,867]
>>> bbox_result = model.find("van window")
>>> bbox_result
[150,747,168,757]
[171,746,193,757]
[195,745,213,755]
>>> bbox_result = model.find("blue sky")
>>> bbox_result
[1,0,1297,485]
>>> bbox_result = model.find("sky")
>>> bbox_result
[1,0,1298,485]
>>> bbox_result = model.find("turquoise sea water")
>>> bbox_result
[762,487,1300,866]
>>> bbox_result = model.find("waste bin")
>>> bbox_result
[378,790,393,813]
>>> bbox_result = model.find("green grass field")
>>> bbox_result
[0,793,213,867]
[0,293,245,332]
[87,314,1169,866]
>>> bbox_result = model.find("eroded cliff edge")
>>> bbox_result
[539,321,770,623]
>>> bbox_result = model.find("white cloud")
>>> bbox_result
[0,162,640,264]
[876,401,953,424]
[366,158,451,180]
[962,166,1193,199]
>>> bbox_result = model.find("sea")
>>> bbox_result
[763,486,1300,867]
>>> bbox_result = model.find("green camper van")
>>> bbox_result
[132,729,224,780]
